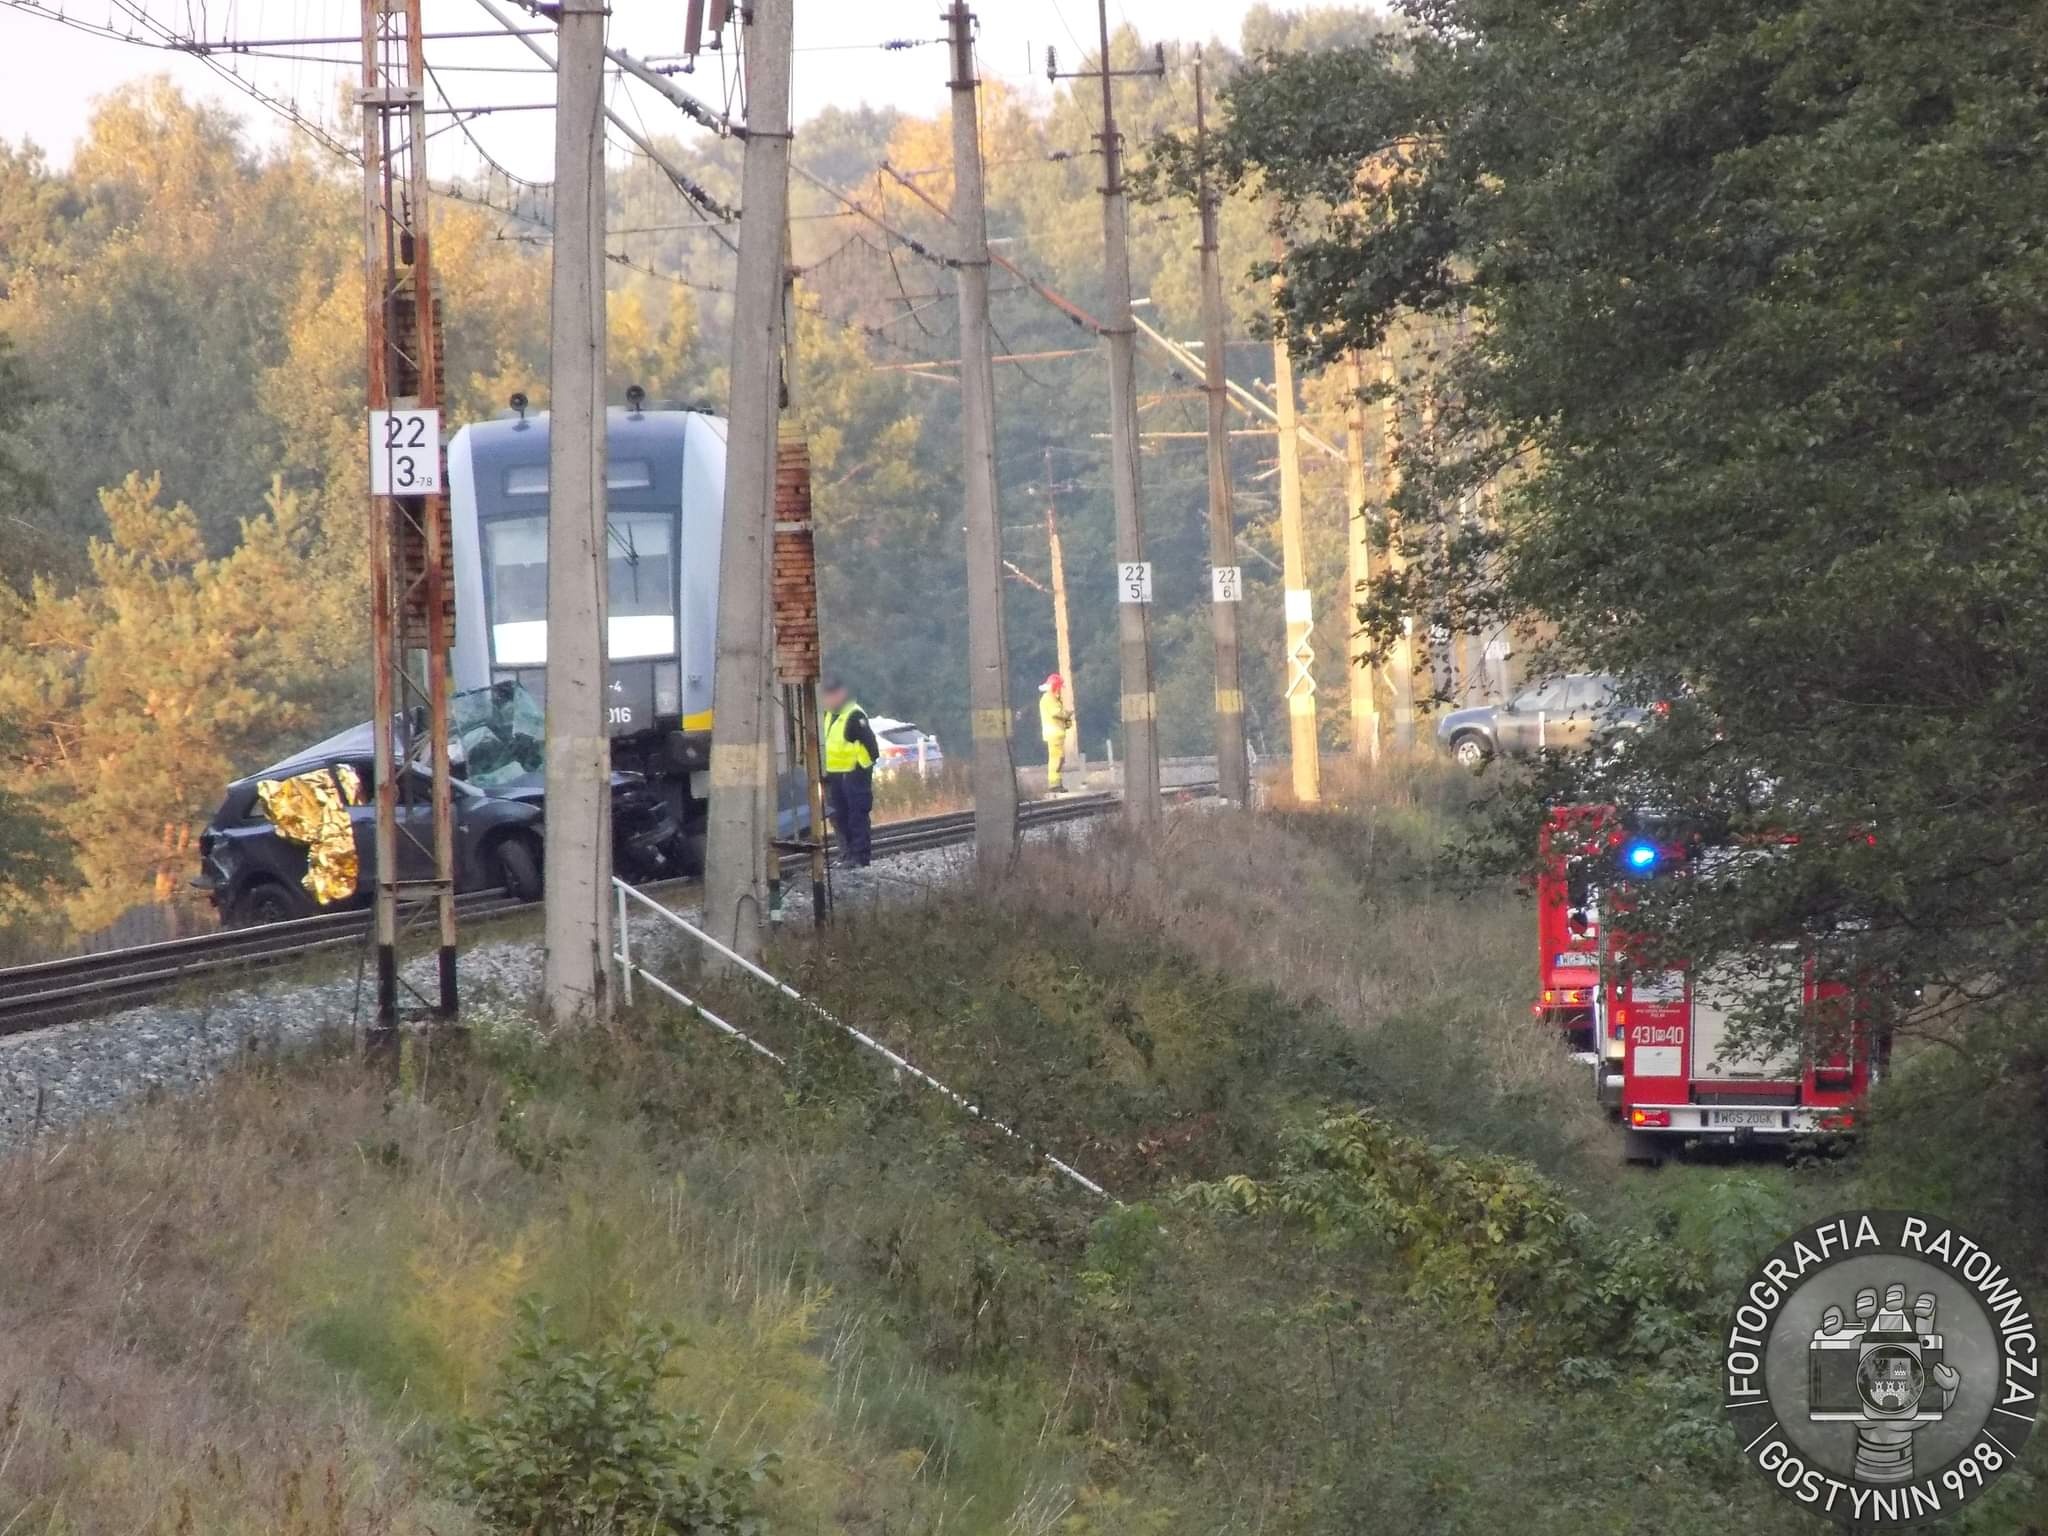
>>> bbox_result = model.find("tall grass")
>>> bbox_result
[7,770,2033,1534]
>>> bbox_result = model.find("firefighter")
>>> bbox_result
[1037,672,1074,793]
[819,678,879,867]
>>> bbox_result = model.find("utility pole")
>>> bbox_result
[358,0,456,1039]
[539,0,611,1024]
[704,0,793,963]
[1271,309,1320,803]
[1051,4,1162,826]
[1379,344,1416,751]
[1042,445,1079,778]
[946,0,1019,862]
[1343,350,1381,763]
[1194,56,1249,808]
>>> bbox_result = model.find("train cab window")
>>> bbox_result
[502,460,654,496]
[483,517,548,665]
[607,510,676,658]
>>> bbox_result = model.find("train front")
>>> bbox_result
[446,404,728,830]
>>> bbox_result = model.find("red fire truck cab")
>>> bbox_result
[1591,846,1875,1162]
[1535,806,1612,1049]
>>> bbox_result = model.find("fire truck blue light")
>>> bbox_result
[1624,841,1660,872]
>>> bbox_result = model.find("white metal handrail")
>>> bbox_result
[612,878,1113,1201]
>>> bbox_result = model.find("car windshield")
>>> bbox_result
[1511,680,1571,712]
[451,681,546,789]
[880,727,924,747]
[1568,675,1618,710]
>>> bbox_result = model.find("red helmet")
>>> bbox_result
[1044,672,1063,692]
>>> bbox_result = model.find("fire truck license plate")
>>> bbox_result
[1711,1109,1777,1128]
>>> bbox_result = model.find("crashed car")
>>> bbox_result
[195,683,685,926]
[449,681,687,884]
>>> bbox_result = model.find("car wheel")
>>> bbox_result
[1450,732,1492,772]
[496,836,544,901]
[230,880,299,927]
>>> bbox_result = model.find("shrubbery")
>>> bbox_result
[448,1299,777,1535]
[1181,1110,1721,1367]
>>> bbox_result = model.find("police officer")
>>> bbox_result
[1037,672,1073,793]
[819,677,879,867]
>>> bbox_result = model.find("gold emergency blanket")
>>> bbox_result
[256,766,362,904]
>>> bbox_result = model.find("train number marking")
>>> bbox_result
[369,409,442,495]
[607,705,636,727]
[1117,562,1153,604]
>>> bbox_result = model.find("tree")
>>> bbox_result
[1183,2,2048,1065]
[3,83,347,553]
[0,472,361,930]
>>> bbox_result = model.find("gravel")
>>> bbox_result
[0,817,1097,1147]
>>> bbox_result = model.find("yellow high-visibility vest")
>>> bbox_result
[1039,689,1072,742]
[823,700,874,773]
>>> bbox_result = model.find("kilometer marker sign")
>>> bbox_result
[370,408,441,495]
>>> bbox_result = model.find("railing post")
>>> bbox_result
[615,878,633,1006]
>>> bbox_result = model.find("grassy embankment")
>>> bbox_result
[2,763,2039,1534]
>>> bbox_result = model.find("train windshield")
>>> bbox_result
[606,511,676,658]
[483,510,677,664]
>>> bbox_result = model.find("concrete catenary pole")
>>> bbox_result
[1270,309,1320,803]
[704,0,794,963]
[1343,350,1381,763]
[540,0,612,1025]
[1093,0,1160,826]
[946,0,1019,862]
[1379,344,1416,751]
[1194,57,1249,807]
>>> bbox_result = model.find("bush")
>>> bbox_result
[1180,1110,1716,1367]
[449,1298,776,1535]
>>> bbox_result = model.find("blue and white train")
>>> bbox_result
[447,402,730,857]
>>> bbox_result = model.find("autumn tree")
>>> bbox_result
[0,473,361,929]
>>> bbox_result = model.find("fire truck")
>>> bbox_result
[1534,806,1613,1049]
[1581,832,1875,1163]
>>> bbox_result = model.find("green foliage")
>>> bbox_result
[1187,0,2048,1087]
[1182,1111,1718,1367]
[448,1299,777,1536]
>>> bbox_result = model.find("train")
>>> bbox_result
[447,401,730,868]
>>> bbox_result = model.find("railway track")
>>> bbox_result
[0,785,1205,1038]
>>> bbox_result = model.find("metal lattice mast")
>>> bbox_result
[358,0,456,1036]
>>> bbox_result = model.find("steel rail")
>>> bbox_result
[0,784,1214,1038]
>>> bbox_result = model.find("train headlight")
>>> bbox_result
[654,661,680,717]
